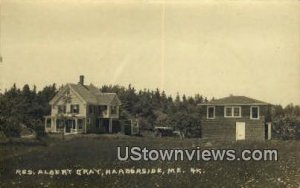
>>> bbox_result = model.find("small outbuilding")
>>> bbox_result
[199,95,272,141]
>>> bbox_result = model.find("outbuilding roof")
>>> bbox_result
[198,95,270,106]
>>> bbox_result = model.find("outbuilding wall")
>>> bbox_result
[201,105,267,140]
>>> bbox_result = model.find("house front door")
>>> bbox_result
[236,122,245,140]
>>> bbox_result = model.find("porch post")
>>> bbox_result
[109,118,113,133]
[75,119,78,133]
[64,119,66,134]
[84,118,87,133]
[44,117,47,132]
[53,117,57,132]
[107,106,110,117]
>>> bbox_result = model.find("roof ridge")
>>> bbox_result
[50,81,120,106]
[199,95,270,105]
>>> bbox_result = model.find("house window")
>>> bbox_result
[250,106,259,119]
[207,106,215,119]
[71,104,80,114]
[233,107,240,117]
[111,106,117,115]
[225,107,232,117]
[224,106,241,118]
[58,105,66,114]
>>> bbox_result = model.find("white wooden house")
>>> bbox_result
[44,76,121,134]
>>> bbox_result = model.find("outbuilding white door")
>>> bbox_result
[236,122,245,140]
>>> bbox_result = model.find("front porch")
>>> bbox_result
[45,116,87,135]
[94,118,116,133]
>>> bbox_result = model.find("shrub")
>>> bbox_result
[272,116,300,140]
[0,118,21,137]
[170,112,201,137]
[31,121,46,138]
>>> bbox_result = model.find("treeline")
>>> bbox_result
[0,83,299,139]
[272,104,300,139]
[101,84,208,136]
[0,84,57,137]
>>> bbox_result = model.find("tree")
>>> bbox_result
[0,84,57,137]
[170,112,200,137]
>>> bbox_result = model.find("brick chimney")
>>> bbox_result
[79,75,84,85]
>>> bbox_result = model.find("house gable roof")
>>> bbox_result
[199,96,270,106]
[96,93,121,105]
[49,83,121,106]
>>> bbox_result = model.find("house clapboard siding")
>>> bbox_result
[51,88,87,116]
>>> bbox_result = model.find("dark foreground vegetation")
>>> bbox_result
[0,135,299,187]
[0,83,300,139]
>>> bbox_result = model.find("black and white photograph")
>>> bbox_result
[0,0,299,187]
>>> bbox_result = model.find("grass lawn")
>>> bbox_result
[0,134,299,188]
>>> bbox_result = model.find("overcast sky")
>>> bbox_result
[1,0,299,105]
